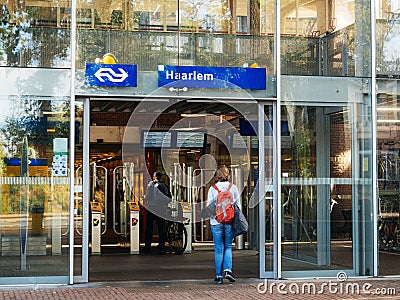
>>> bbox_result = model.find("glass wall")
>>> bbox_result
[0,0,72,284]
[0,96,71,283]
[376,0,400,78]
[74,0,276,98]
[0,0,395,284]
[280,77,374,277]
[375,0,400,276]
[281,104,354,273]
[376,88,400,276]
[280,0,371,77]
[279,0,374,278]
[0,0,71,67]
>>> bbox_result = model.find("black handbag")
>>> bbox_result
[200,201,216,219]
[232,204,248,237]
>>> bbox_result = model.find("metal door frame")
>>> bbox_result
[73,97,90,283]
[279,102,359,279]
[259,101,278,279]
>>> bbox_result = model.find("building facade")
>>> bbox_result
[0,0,399,285]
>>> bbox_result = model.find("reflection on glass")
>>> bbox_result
[0,2,71,68]
[377,93,400,276]
[264,105,274,273]
[376,1,400,78]
[73,0,275,96]
[281,105,354,271]
[0,97,70,279]
[280,0,373,77]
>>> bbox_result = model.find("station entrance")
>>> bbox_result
[73,97,262,281]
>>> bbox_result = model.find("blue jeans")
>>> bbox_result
[211,223,233,278]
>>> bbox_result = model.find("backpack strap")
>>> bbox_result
[213,183,233,192]
[212,184,220,193]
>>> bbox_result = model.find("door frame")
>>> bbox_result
[76,96,274,283]
[258,101,278,279]
[279,102,359,279]
[73,97,90,283]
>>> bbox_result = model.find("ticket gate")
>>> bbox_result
[180,201,192,253]
[128,200,140,254]
[90,163,107,255]
[114,162,141,254]
[89,160,245,255]
[90,201,103,255]
[170,164,194,253]
[90,162,140,255]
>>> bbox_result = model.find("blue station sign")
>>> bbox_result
[158,65,266,90]
[85,63,137,87]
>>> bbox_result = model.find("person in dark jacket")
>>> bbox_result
[143,172,171,254]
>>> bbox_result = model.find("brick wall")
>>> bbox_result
[330,115,353,217]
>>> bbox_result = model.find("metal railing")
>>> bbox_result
[1,24,398,78]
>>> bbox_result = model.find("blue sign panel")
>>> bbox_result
[85,63,137,87]
[158,65,266,90]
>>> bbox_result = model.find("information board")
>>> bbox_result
[176,131,205,148]
[142,131,172,148]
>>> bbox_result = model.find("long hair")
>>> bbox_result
[214,165,230,182]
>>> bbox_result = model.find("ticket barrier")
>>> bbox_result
[128,200,140,254]
[180,202,192,254]
[90,201,103,255]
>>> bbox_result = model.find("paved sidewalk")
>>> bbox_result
[0,278,399,299]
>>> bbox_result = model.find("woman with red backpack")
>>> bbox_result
[207,165,241,284]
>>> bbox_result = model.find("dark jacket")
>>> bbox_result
[145,181,172,217]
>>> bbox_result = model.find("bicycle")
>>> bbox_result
[165,202,188,255]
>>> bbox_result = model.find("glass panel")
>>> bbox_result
[377,92,400,276]
[0,1,71,67]
[376,0,400,78]
[280,88,374,276]
[75,0,275,98]
[263,105,274,273]
[280,0,328,75]
[281,104,354,271]
[177,0,275,95]
[0,97,70,281]
[280,0,371,77]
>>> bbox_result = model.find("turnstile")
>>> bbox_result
[114,162,141,254]
[170,164,194,253]
[90,201,102,255]
[128,200,140,254]
[181,202,192,253]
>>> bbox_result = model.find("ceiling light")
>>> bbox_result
[181,113,208,117]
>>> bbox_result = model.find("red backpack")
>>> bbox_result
[213,183,234,224]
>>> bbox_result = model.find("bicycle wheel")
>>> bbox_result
[166,222,187,255]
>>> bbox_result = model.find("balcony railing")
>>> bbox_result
[0,24,397,78]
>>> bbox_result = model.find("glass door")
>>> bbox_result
[279,101,372,277]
